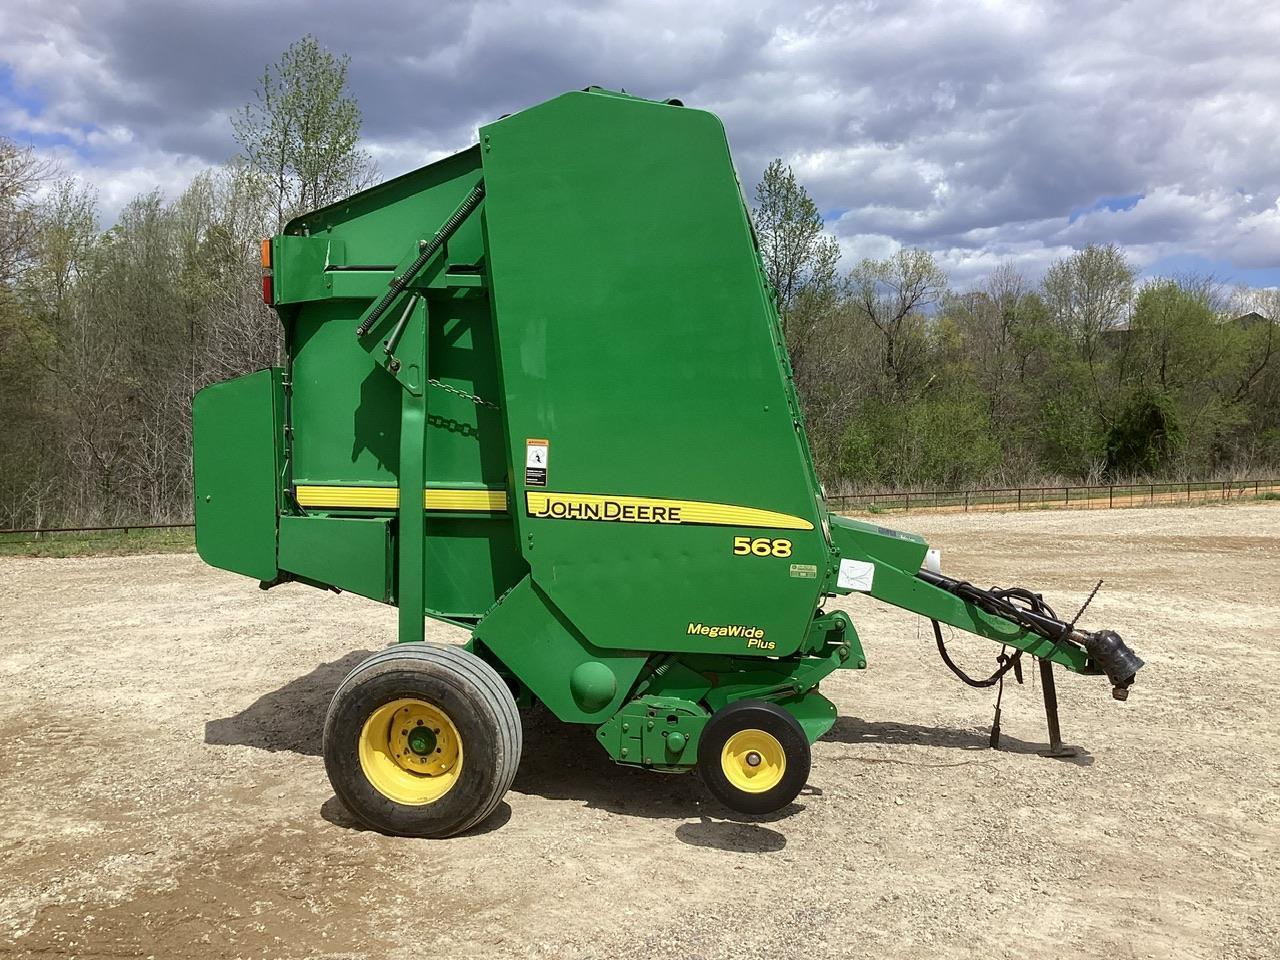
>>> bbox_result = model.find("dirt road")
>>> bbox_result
[2,504,1277,959]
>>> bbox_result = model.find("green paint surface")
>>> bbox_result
[192,368,283,582]
[479,90,829,658]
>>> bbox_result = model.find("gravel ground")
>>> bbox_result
[1,503,1277,960]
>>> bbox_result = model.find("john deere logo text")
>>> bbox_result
[531,494,681,523]
[519,491,808,529]
[687,622,774,649]
[524,491,815,531]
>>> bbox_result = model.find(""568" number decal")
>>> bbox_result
[732,536,792,558]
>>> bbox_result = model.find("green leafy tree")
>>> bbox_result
[751,160,845,469]
[752,159,840,322]
[233,35,377,230]
[1043,243,1134,358]
[838,386,1001,488]
[1105,389,1184,475]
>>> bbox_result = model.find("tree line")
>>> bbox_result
[755,161,1279,491]
[0,37,371,528]
[1,39,1276,528]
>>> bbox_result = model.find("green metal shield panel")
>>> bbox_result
[192,368,283,581]
[422,515,528,620]
[272,144,525,622]
[473,576,649,723]
[289,298,403,485]
[278,515,392,602]
[478,90,829,658]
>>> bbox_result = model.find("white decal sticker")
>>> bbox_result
[837,558,875,592]
[525,438,548,487]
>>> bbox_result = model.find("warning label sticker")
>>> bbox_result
[524,438,548,487]
[837,558,876,592]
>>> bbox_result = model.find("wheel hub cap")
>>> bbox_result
[407,725,437,756]
[358,698,463,805]
[720,729,786,794]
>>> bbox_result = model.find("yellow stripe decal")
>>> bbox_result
[425,488,509,511]
[525,491,814,530]
[295,485,508,512]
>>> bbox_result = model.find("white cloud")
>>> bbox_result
[1,0,1278,285]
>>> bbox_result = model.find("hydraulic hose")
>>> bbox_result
[932,619,1021,688]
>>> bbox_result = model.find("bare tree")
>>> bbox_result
[847,249,947,390]
[0,138,50,287]
[0,139,56,526]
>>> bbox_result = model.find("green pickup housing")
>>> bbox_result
[193,88,1105,779]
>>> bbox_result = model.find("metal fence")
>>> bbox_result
[1,479,1276,538]
[829,479,1280,515]
[0,522,193,546]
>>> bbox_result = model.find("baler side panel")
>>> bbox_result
[479,91,829,658]
[277,147,526,620]
[473,576,650,723]
[192,368,284,582]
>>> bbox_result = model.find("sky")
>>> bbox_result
[2,0,1279,290]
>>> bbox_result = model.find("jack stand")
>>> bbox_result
[1038,658,1078,758]
[988,648,1022,751]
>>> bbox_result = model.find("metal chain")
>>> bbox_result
[426,377,501,410]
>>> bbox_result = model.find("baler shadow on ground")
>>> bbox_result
[204,651,794,851]
[203,650,1085,847]
[825,716,1093,765]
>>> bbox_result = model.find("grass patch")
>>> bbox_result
[0,527,194,558]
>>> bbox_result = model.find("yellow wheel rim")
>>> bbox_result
[720,728,786,794]
[358,698,463,805]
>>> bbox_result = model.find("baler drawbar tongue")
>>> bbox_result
[917,568,1143,755]
[917,569,1143,698]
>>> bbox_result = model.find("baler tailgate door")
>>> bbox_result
[192,367,284,581]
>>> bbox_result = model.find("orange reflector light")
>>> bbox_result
[260,237,272,268]
[262,274,273,304]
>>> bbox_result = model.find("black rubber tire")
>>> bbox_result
[697,699,810,815]
[323,643,522,838]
